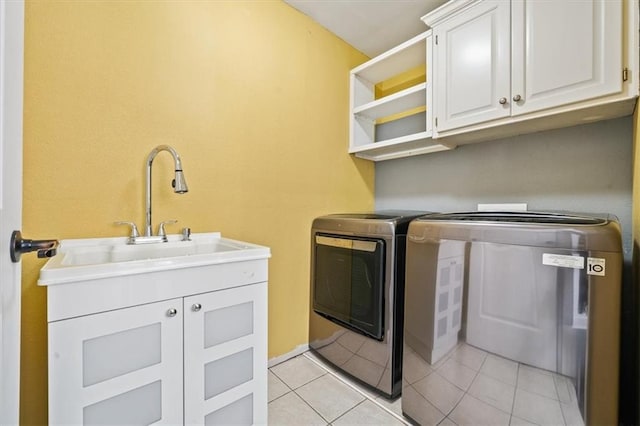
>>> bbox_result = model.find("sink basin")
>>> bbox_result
[39,232,270,285]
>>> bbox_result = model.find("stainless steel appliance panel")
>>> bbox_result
[402,212,621,425]
[309,211,426,398]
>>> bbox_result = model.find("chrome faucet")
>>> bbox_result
[116,145,189,244]
[145,145,189,237]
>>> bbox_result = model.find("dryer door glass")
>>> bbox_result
[313,234,385,340]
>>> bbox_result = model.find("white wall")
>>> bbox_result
[375,116,633,258]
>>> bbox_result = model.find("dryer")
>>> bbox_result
[309,211,428,398]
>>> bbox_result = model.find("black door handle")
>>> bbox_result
[10,230,59,263]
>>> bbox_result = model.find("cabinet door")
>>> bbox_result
[184,283,268,425]
[48,298,184,425]
[434,1,511,132]
[511,0,623,116]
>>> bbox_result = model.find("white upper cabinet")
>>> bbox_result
[511,0,623,116]
[432,1,511,131]
[424,0,636,140]
[346,0,637,159]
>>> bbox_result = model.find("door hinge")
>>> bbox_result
[623,67,629,82]
[435,35,438,45]
[435,117,438,127]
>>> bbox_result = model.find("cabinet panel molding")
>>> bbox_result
[433,0,511,131]
[511,0,623,116]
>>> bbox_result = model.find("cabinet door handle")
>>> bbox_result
[513,94,522,102]
[167,308,178,317]
[191,303,202,312]
[499,97,507,105]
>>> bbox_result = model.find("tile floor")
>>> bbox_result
[268,343,584,426]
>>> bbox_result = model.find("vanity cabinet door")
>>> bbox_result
[511,0,623,116]
[433,0,511,132]
[48,298,184,425]
[183,283,268,425]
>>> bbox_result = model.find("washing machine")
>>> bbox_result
[309,211,429,398]
[402,211,622,425]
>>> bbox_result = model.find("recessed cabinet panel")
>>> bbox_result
[511,0,623,116]
[524,2,595,94]
[205,394,254,426]
[434,1,511,131]
[204,348,253,399]
[83,380,162,425]
[204,302,254,348]
[446,12,494,116]
[83,323,161,387]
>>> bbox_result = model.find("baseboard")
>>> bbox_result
[268,343,309,368]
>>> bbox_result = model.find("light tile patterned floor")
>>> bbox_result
[269,352,406,425]
[268,343,584,425]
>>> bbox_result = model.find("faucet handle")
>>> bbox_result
[157,220,178,237]
[115,221,140,238]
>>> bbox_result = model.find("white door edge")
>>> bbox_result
[0,1,25,424]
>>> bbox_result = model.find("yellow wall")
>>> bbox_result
[21,1,373,423]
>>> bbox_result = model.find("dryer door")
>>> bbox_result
[312,234,385,340]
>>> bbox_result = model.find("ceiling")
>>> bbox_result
[283,0,448,57]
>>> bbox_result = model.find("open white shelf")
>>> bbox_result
[352,32,428,83]
[349,131,454,162]
[349,30,450,161]
[353,83,427,120]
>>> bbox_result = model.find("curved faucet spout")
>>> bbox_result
[145,145,189,237]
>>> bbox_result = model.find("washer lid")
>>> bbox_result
[324,210,429,221]
[418,211,609,225]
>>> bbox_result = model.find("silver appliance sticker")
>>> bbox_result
[587,257,606,276]
[542,253,584,269]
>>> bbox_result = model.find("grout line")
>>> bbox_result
[292,386,333,425]
[267,370,295,405]
[511,362,521,418]
[443,352,486,418]
[302,352,411,425]
[330,399,368,425]
[268,363,331,425]
[553,374,569,426]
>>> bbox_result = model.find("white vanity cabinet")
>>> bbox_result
[48,298,185,425]
[40,234,270,426]
[425,0,636,139]
[183,284,267,424]
[47,281,267,425]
